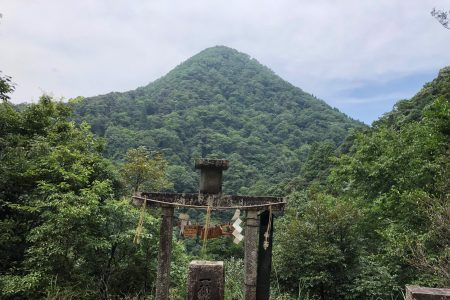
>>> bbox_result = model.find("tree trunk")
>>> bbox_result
[100,243,117,300]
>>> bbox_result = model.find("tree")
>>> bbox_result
[274,191,361,299]
[328,70,450,293]
[0,71,15,102]
[274,67,450,298]
[0,96,187,299]
[72,46,363,195]
[431,8,450,29]
[0,96,113,297]
[121,146,173,193]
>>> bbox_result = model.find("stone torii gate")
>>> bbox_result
[132,159,286,300]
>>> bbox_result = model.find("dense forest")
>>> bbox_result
[274,66,450,299]
[0,47,448,299]
[72,46,364,195]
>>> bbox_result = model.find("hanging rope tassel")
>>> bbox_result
[133,197,147,244]
[201,204,212,257]
[263,205,272,250]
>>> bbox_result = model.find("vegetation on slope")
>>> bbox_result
[73,46,363,194]
[0,96,188,299]
[1,51,447,299]
[275,66,450,299]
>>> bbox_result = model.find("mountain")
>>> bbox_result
[375,66,450,128]
[73,46,364,194]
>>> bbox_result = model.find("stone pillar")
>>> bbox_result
[256,210,274,300]
[187,260,224,300]
[244,210,259,300]
[406,286,450,300]
[155,206,174,300]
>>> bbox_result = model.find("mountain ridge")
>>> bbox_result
[73,46,364,193]
[375,66,450,127]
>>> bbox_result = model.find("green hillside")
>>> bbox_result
[275,66,450,298]
[1,49,447,299]
[73,46,363,194]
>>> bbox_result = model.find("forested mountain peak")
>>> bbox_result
[135,45,310,109]
[73,46,364,194]
[171,45,257,69]
[154,45,287,91]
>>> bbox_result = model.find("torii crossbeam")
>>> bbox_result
[132,192,285,210]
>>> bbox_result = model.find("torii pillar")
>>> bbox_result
[244,209,259,299]
[155,206,174,299]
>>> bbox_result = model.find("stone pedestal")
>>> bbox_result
[187,260,224,300]
[406,286,450,300]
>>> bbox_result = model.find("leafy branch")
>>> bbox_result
[431,8,450,29]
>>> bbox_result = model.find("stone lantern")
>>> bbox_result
[195,159,229,194]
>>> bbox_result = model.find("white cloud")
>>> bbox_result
[0,0,449,122]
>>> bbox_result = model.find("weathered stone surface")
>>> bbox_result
[195,159,229,194]
[155,207,174,300]
[244,210,259,300]
[199,168,225,194]
[406,286,450,300]
[187,260,224,300]
[135,193,285,210]
[195,159,229,170]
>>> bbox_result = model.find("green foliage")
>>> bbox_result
[224,257,244,300]
[2,53,448,299]
[0,71,15,102]
[168,239,190,300]
[274,191,361,299]
[0,96,185,299]
[121,146,173,193]
[350,255,402,299]
[375,67,450,128]
[275,66,450,298]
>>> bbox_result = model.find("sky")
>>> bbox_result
[1,0,449,124]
